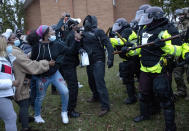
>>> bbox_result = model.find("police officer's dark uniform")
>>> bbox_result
[110,18,140,104]
[122,7,182,131]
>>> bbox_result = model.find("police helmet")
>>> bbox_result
[135,4,151,22]
[130,20,138,29]
[139,4,151,11]
[112,18,129,32]
[138,6,164,26]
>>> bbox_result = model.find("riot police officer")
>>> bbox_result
[173,7,189,98]
[110,18,140,104]
[122,7,182,131]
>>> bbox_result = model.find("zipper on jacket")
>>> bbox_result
[43,45,46,59]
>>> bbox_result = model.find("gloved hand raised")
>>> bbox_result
[107,60,113,68]
[154,38,165,47]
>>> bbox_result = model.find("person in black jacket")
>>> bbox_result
[59,18,81,118]
[30,25,72,124]
[55,13,71,41]
[81,15,114,116]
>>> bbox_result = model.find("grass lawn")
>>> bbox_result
[1,55,189,131]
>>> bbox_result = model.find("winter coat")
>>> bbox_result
[12,46,50,101]
[82,15,114,64]
[0,55,16,98]
[61,30,80,69]
[31,40,76,76]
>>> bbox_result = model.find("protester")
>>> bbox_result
[81,15,114,116]
[0,35,18,131]
[60,18,81,118]
[7,32,54,131]
[30,25,69,124]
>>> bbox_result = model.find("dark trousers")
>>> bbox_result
[61,67,78,111]
[87,61,110,110]
[16,98,30,129]
[119,59,140,99]
[139,71,176,130]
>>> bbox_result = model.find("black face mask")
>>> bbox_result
[84,19,91,31]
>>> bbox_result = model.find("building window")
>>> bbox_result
[113,0,116,7]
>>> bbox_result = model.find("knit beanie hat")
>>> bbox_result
[2,29,13,40]
[36,25,49,38]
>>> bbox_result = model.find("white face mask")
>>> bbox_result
[14,39,21,47]
[48,35,56,42]
[6,45,13,54]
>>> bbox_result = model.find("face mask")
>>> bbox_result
[48,35,56,42]
[6,45,13,54]
[14,39,21,47]
[84,20,91,31]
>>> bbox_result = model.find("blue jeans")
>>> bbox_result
[34,70,69,116]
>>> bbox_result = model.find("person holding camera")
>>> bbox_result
[59,18,81,118]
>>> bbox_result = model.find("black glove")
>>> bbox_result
[185,53,189,64]
[154,38,165,47]
[121,46,128,54]
[107,60,113,68]
[79,48,86,54]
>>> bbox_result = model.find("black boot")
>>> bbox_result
[68,110,80,118]
[124,84,137,104]
[134,101,150,122]
[21,127,39,131]
[149,98,161,115]
[164,108,176,131]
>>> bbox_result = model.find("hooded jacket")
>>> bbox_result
[31,40,76,76]
[61,30,80,68]
[82,15,114,64]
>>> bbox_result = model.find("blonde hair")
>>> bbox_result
[0,36,8,57]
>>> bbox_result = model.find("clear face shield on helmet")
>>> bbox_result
[112,23,122,32]
[138,13,153,26]
[135,10,145,22]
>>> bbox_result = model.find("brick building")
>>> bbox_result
[24,0,149,32]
